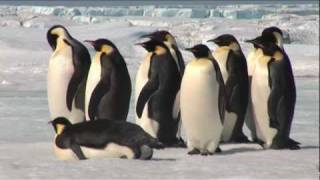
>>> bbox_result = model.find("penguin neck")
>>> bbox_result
[55,37,69,52]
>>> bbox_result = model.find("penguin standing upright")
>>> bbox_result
[245,27,288,142]
[50,117,163,160]
[47,25,91,124]
[84,39,131,121]
[207,34,249,143]
[135,39,184,147]
[245,37,300,149]
[137,30,185,144]
[181,44,225,155]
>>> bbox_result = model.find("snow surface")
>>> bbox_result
[0,3,318,179]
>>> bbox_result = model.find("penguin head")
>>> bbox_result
[262,26,284,48]
[207,34,240,51]
[136,39,168,54]
[49,117,72,135]
[47,25,70,50]
[140,30,177,47]
[185,44,212,59]
[84,39,118,54]
[245,37,284,60]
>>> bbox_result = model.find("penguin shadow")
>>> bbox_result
[299,145,319,150]
[150,158,177,162]
[217,147,264,155]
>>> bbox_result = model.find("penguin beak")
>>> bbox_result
[140,33,153,39]
[84,40,95,46]
[134,42,145,47]
[184,47,194,52]
[207,38,219,44]
[245,37,264,48]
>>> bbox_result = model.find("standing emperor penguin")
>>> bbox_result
[181,44,225,155]
[135,39,184,147]
[50,117,164,160]
[137,30,185,145]
[207,34,250,143]
[47,25,91,124]
[84,39,131,121]
[245,37,300,149]
[245,27,286,141]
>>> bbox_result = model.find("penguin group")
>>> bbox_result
[47,25,300,161]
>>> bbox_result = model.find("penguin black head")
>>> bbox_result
[49,117,72,135]
[136,39,168,53]
[185,44,211,59]
[207,34,240,51]
[262,26,284,48]
[84,39,118,54]
[47,25,71,51]
[245,37,283,60]
[140,30,177,46]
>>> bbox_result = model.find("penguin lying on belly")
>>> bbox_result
[50,117,164,160]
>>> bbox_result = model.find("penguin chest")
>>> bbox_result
[180,60,223,145]
[135,54,158,138]
[47,45,74,119]
[85,58,102,120]
[213,47,229,83]
[251,61,277,146]
[247,48,257,76]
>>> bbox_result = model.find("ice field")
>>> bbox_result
[0,2,318,179]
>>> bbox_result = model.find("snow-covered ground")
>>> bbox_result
[0,3,318,179]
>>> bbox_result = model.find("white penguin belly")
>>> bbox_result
[181,60,223,152]
[213,48,237,141]
[53,142,134,160]
[135,53,159,138]
[47,47,74,121]
[85,55,102,120]
[251,62,277,147]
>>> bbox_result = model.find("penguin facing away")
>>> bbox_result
[181,44,225,155]
[50,117,164,160]
[245,38,300,149]
[84,39,131,121]
[245,26,290,142]
[47,25,91,124]
[207,34,250,143]
[139,30,185,145]
[135,39,185,147]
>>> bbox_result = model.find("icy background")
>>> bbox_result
[0,2,318,179]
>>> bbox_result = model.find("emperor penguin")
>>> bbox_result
[47,25,91,124]
[137,30,185,145]
[135,39,185,147]
[207,34,250,143]
[50,117,164,160]
[84,39,131,121]
[245,37,300,149]
[245,27,288,142]
[181,44,225,155]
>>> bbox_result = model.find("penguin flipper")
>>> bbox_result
[70,143,86,160]
[136,77,159,118]
[88,81,111,121]
[172,45,185,75]
[66,72,82,111]
[211,59,226,123]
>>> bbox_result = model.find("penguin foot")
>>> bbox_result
[271,137,301,150]
[188,148,200,155]
[200,152,208,156]
[120,155,127,159]
[215,147,222,153]
[231,135,251,143]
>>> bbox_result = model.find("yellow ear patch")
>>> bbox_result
[51,27,65,37]
[229,42,240,51]
[165,34,176,45]
[155,46,167,55]
[101,45,114,54]
[273,51,283,61]
[56,124,65,135]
